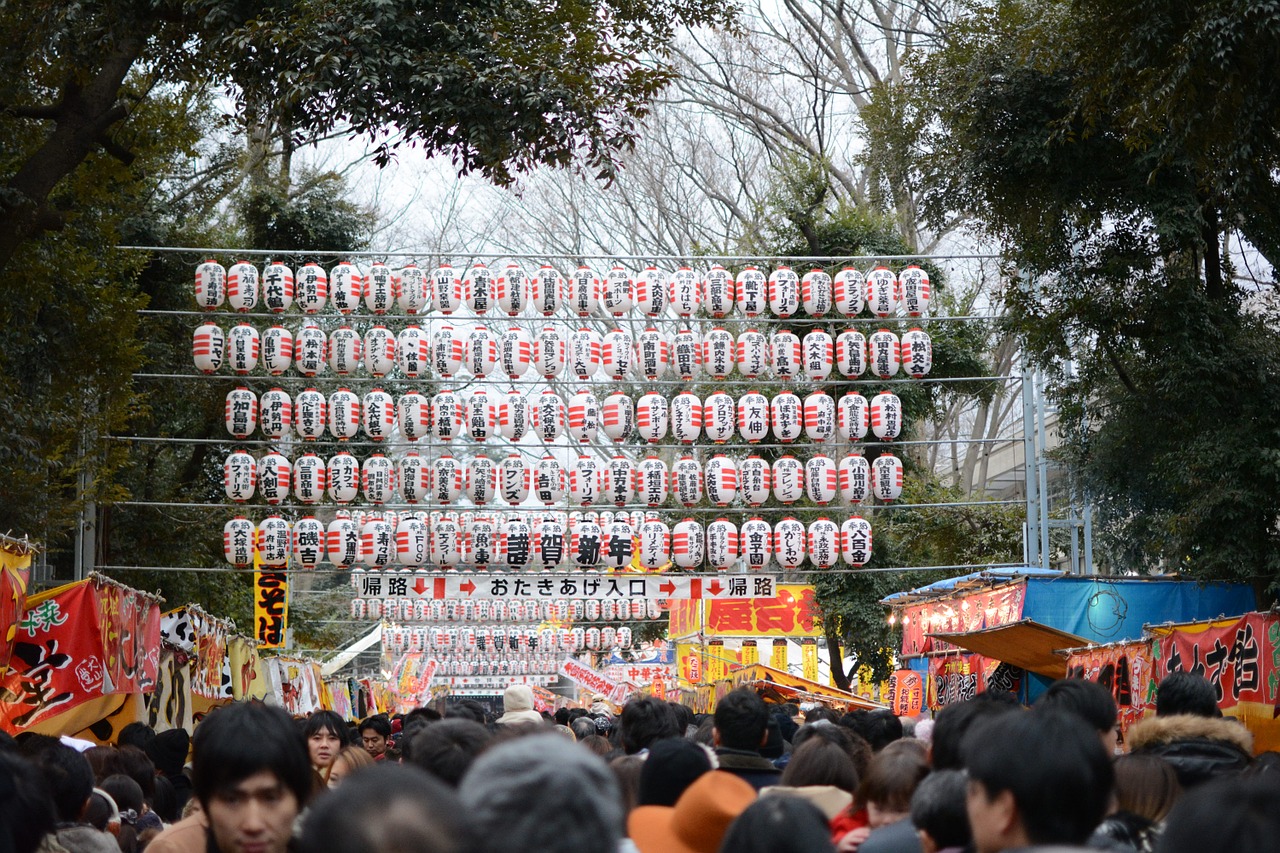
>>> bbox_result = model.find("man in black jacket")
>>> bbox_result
[712,687,781,790]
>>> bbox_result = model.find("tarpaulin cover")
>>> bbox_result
[930,619,1090,678]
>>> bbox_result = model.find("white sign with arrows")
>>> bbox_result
[355,573,777,601]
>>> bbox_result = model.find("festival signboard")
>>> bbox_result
[1064,641,1156,740]
[926,654,1023,710]
[887,669,925,717]
[668,584,822,640]
[560,657,630,703]
[900,581,1026,656]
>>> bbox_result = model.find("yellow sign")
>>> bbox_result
[668,584,822,639]
[802,639,819,683]
[253,553,289,649]
[770,639,788,671]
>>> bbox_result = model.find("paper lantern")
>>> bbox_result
[634,265,667,316]
[602,519,634,569]
[569,327,602,378]
[599,328,633,380]
[432,455,464,504]
[602,265,634,316]
[496,262,530,315]
[194,259,225,310]
[432,324,464,378]
[466,455,497,505]
[899,265,931,316]
[364,261,393,314]
[292,516,325,568]
[531,264,564,316]
[771,391,803,443]
[361,518,395,567]
[463,326,499,377]
[870,391,903,440]
[289,322,322,378]
[226,261,259,312]
[868,329,901,379]
[261,325,292,375]
[839,453,871,504]
[396,264,430,314]
[569,455,603,506]
[259,388,291,440]
[801,390,836,444]
[432,390,464,442]
[704,455,738,506]
[798,268,832,317]
[772,455,804,504]
[566,265,600,316]
[327,517,359,566]
[871,454,903,502]
[706,519,739,570]
[673,518,705,569]
[808,518,840,569]
[183,323,220,379]
[293,452,326,504]
[463,389,496,442]
[636,456,669,506]
[703,264,735,317]
[492,330,529,383]
[226,323,259,375]
[841,517,873,566]
[737,266,767,317]
[636,393,668,443]
[742,514,768,568]
[567,391,601,444]
[671,392,703,444]
[838,392,870,442]
[634,327,669,380]
[396,325,430,378]
[774,517,806,568]
[224,386,257,439]
[363,454,396,504]
[771,330,801,380]
[431,263,462,315]
[802,330,834,381]
[296,262,328,313]
[223,450,256,502]
[672,456,703,507]
[398,390,430,442]
[258,452,291,505]
[901,328,932,378]
[534,325,566,378]
[805,455,838,505]
[866,266,898,317]
[328,451,360,503]
[534,455,566,505]
[605,456,634,506]
[465,263,493,314]
[328,388,361,441]
[468,517,498,567]
[569,520,603,568]
[702,392,735,444]
[533,390,565,442]
[358,388,392,442]
[257,516,291,566]
[691,330,732,382]
[259,261,293,313]
[529,517,563,568]
[833,266,864,316]
[223,517,254,566]
[330,261,362,314]
[669,266,701,316]
[295,388,327,441]
[737,391,770,443]
[672,328,702,380]
[396,516,429,567]
[835,329,867,378]
[768,266,800,318]
[739,456,771,507]
[492,392,525,444]
[394,453,427,505]
[500,454,531,504]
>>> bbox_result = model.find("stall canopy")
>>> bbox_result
[735,664,885,710]
[929,619,1089,679]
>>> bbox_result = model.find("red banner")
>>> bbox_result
[926,654,1023,709]
[888,670,925,716]
[704,585,822,637]
[0,547,32,676]
[901,582,1026,656]
[560,657,630,703]
[1153,612,1277,710]
[1065,641,1156,740]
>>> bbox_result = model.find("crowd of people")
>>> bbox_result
[4,672,1279,853]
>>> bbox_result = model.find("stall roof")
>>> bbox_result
[881,568,1063,605]
[928,620,1089,679]
[736,664,886,710]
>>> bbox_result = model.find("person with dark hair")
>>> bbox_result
[33,744,119,853]
[620,696,682,755]
[357,715,392,761]
[718,793,837,853]
[910,769,970,853]
[1154,773,1280,853]
[446,699,488,725]
[794,723,872,779]
[612,754,645,814]
[713,688,781,790]
[638,738,713,807]
[929,699,1021,771]
[962,709,1113,852]
[1127,704,1252,789]
[408,718,493,787]
[768,738,859,820]
[86,745,125,783]
[1036,678,1120,754]
[117,723,157,753]
[145,728,193,813]
[554,707,572,726]
[1154,673,1219,719]
[847,742,931,853]
[102,773,146,853]
[670,702,697,738]
[302,710,347,786]
[1094,754,1181,852]
[149,702,312,853]
[300,763,468,853]
[848,709,905,753]
[0,751,56,853]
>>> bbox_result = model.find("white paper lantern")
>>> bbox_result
[569,455,603,506]
[695,391,732,444]
[257,515,291,566]
[772,455,805,504]
[259,388,291,440]
[833,266,864,316]
[464,326,499,377]
[602,519,634,569]
[194,259,225,311]
[496,262,530,315]
[634,265,667,316]
[261,325,292,376]
[500,388,531,442]
[396,516,429,567]
[397,326,429,378]
[805,455,838,505]
[768,266,800,318]
[868,329,901,379]
[839,453,871,504]
[835,329,867,378]
[433,389,464,442]
[258,452,291,505]
[673,518,705,569]
[500,454,531,504]
[531,264,564,315]
[771,330,801,380]
[396,264,430,314]
[669,266,701,316]
[871,454,904,502]
[328,388,361,441]
[289,322,323,378]
[866,266,899,317]
[226,323,259,375]
[566,265,600,317]
[467,455,497,505]
[533,390,566,442]
[870,391,903,440]
[798,268,831,317]
[672,456,703,507]
[803,330,834,381]
[432,455,464,504]
[808,518,840,569]
[468,517,498,567]
[361,517,395,567]
[739,456,772,507]
[398,390,430,442]
[499,326,532,378]
[226,261,259,312]
[363,325,399,378]
[534,455,566,505]
[500,518,533,568]
[800,390,835,444]
[466,389,499,442]
[636,456,669,507]
[596,328,632,380]
[569,520,603,568]
[364,262,394,314]
[605,456,634,507]
[295,388,327,441]
[636,393,668,444]
[534,325,566,378]
[224,386,257,439]
[741,517,772,570]
[702,264,735,318]
[354,387,390,442]
[223,450,256,502]
[330,261,363,314]
[600,393,634,443]
[256,261,292,314]
[704,455,738,506]
[223,517,254,566]
[296,262,328,313]
[292,516,325,567]
[362,454,396,504]
[569,327,602,379]
[566,391,601,444]
[706,519,739,570]
[290,452,323,504]
[901,328,933,379]
[327,517,359,566]
[431,263,463,315]
[635,327,668,380]
[737,391,770,444]
[672,328,702,380]
[838,392,870,442]
[432,324,464,378]
[699,328,734,379]
[774,517,807,568]
[841,517,873,566]
[465,263,493,314]
[327,451,360,503]
[737,266,767,317]
[671,392,703,444]
[771,391,803,444]
[899,265,931,316]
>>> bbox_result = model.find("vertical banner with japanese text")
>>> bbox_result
[1065,641,1156,740]
[888,670,925,716]
[802,639,819,683]
[0,545,32,677]
[254,556,289,650]
[771,639,789,671]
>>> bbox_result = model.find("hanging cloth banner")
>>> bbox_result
[254,551,289,649]
[0,544,33,677]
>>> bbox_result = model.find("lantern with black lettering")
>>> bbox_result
[774,517,806,568]
[467,455,497,505]
[328,261,362,314]
[737,391,770,443]
[836,329,867,378]
[870,391,903,440]
[466,389,499,442]
[396,263,430,314]
[431,324,463,378]
[432,263,463,315]
[260,260,293,313]
[354,327,390,379]
[500,454,531,504]
[802,390,836,444]
[328,388,361,441]
[318,451,355,504]
[257,515,291,567]
[669,267,701,316]
[800,331,833,382]
[296,262,328,313]
[697,328,733,380]
[465,262,493,314]
[432,455,464,504]
[225,387,257,439]
[672,518,705,569]
[396,326,429,378]
[533,390,565,442]
[194,259,225,310]
[671,392,702,444]
[192,318,225,371]
[636,393,668,443]
[292,516,325,568]
[672,455,704,507]
[899,265,930,316]
[569,327,602,379]
[295,388,327,441]
[493,328,528,381]
[568,455,602,506]
[868,329,901,379]
[669,328,700,380]
[704,455,738,506]
[354,388,389,443]
[570,519,604,568]
[737,266,767,317]
[839,453,871,504]
[602,519,634,569]
[806,455,838,505]
[259,388,291,440]
[634,265,667,316]
[397,390,429,442]
[363,453,396,504]
[398,452,428,504]
[768,266,800,318]
[703,264,735,317]
[433,389,464,442]
[430,515,463,566]
[635,455,669,507]
[596,328,632,381]
[807,518,839,569]
[500,390,530,442]
[638,519,670,569]
[771,391,803,444]
[702,391,735,444]
[534,325,566,378]
[462,326,498,378]
[223,450,256,502]
[598,392,633,443]
[772,455,804,504]
[530,517,564,569]
[396,516,428,567]
[468,517,498,567]
[566,391,600,444]
[771,330,801,380]
[224,517,254,566]
[605,456,633,507]
[534,455,566,505]
[292,322,324,377]
[871,454,903,502]
[635,327,668,380]
[865,266,898,317]
[801,268,832,316]
[841,517,873,566]
[496,262,529,316]
[531,264,563,316]
[262,325,292,376]
[833,267,864,316]
[226,260,259,312]
[900,328,932,379]
[293,452,326,504]
[258,452,291,505]
[741,517,772,570]
[739,455,771,507]
[602,265,633,316]
[705,519,739,571]
[227,323,259,375]
[838,392,869,443]
[566,265,599,316]
[363,261,393,314]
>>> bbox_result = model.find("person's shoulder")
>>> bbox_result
[146,812,209,853]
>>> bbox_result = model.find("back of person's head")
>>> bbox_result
[714,688,769,751]
[611,754,645,814]
[638,737,712,807]
[459,733,621,853]
[856,709,905,752]
[115,746,156,800]
[151,773,179,823]
[359,715,391,739]
[300,763,467,853]
[691,717,716,747]
[1156,774,1280,853]
[805,706,840,724]
[406,706,444,726]
[1156,672,1220,718]
[85,745,124,783]
[963,709,1112,848]
[553,707,571,725]
[910,769,970,851]
[1113,753,1181,823]
[620,696,681,754]
[34,743,95,822]
[793,722,871,779]
[1036,678,1118,735]
[409,718,493,787]
[145,728,190,776]
[84,788,117,831]
[718,794,836,853]
[860,742,930,820]
[930,699,1021,770]
[192,701,312,810]
[0,752,55,853]
[779,738,859,795]
[101,773,144,818]
[571,717,598,741]
[446,700,487,724]
[670,702,696,734]
[117,723,156,752]
[580,735,614,757]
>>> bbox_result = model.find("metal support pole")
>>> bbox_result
[1035,371,1051,571]
[1021,364,1041,569]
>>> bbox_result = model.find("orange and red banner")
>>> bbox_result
[926,654,1023,709]
[669,584,822,639]
[901,582,1026,656]
[888,670,925,716]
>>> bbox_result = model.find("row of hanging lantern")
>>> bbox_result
[223,447,904,508]
[380,624,636,652]
[356,591,659,626]
[195,259,931,319]
[225,512,873,569]
[194,319,934,381]
[223,385,904,445]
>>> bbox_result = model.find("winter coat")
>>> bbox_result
[1126,713,1252,788]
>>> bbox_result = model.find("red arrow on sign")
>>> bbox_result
[412,578,429,595]
[459,579,477,595]
[707,580,724,596]
[658,580,676,595]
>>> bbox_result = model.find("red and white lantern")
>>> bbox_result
[737,391,770,443]
[805,455,838,505]
[259,388,291,440]
[467,455,498,505]
[705,455,738,506]
[838,392,870,442]
[194,259,225,310]
[399,453,429,504]
[567,265,600,316]
[396,264,430,314]
[531,264,564,316]
[602,265,634,316]
[634,265,667,316]
[226,323,259,375]
[329,516,360,567]
[398,390,430,442]
[499,518,532,568]
[703,392,736,444]
[808,518,840,569]
[567,391,601,444]
[741,517,772,570]
[768,266,800,318]
[839,453,871,504]
[499,389,531,442]
[671,392,703,444]
[636,456,669,507]
[673,518,705,569]
[836,329,867,377]
[295,388,327,441]
[361,388,394,442]
[223,450,256,502]
[534,325,566,378]
[227,261,259,312]
[465,263,494,314]
[258,452,291,505]
[330,261,363,314]
[602,519,634,569]
[465,326,499,377]
[672,328,701,379]
[834,267,864,316]
[294,322,326,377]
[737,266,767,317]
[669,267,701,316]
[466,389,499,442]
[672,455,703,507]
[773,517,806,568]
[498,326,532,378]
[256,516,291,567]
[841,517,873,566]
[636,393,668,443]
[432,455,465,504]
[262,261,294,313]
[433,263,463,315]
[293,452,326,504]
[871,454,903,502]
[638,519,670,569]
[803,390,836,443]
[500,454,531,504]
[296,262,328,313]
[772,455,805,504]
[700,328,734,379]
[328,388,361,441]
[396,326,429,378]
[363,453,396,504]
[635,327,668,380]
[899,265,931,316]
[224,517,254,566]
[901,328,932,378]
[361,517,395,567]
[329,451,361,503]
[533,390,566,442]
[496,262,529,316]
[262,325,293,375]
[801,268,833,316]
[739,456,771,507]
[433,390,464,442]
[569,327,602,378]
[605,456,634,506]
[432,324,464,378]
[771,391,803,443]
[706,519,739,570]
[569,455,603,506]
[468,517,498,567]
[870,391,903,440]
[868,329,901,379]
[534,456,566,505]
[396,516,429,567]
[364,262,393,314]
[293,516,325,567]
[866,266,899,317]
[771,330,801,380]
[225,386,257,439]
[703,264,735,317]
[568,520,601,568]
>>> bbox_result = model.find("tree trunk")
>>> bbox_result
[826,631,851,691]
